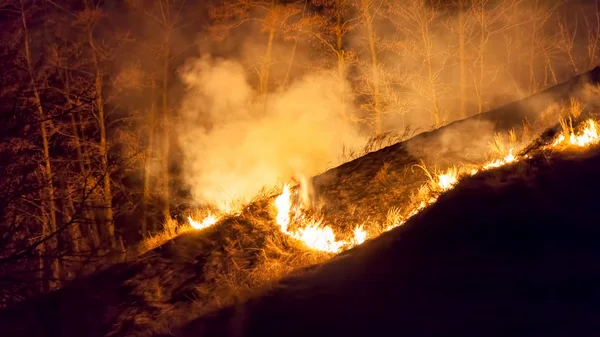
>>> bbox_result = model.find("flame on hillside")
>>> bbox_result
[185,118,599,256]
[437,167,458,191]
[274,184,368,253]
[552,119,599,147]
[188,213,218,230]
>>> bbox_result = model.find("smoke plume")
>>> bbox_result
[178,55,365,211]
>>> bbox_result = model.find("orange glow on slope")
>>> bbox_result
[352,225,368,245]
[274,184,367,253]
[481,148,516,170]
[274,184,292,232]
[552,119,599,148]
[188,118,600,256]
[437,167,458,191]
[188,213,218,230]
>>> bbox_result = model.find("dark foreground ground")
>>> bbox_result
[177,143,600,337]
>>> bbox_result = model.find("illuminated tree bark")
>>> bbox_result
[19,0,60,290]
[361,0,382,133]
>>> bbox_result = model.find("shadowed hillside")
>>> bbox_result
[1,69,600,337]
[176,122,600,337]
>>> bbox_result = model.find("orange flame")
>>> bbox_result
[552,119,599,148]
[188,213,218,230]
[274,184,369,253]
[437,167,458,191]
[352,225,368,245]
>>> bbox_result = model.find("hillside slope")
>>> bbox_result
[176,128,600,337]
[311,66,600,232]
[0,68,599,337]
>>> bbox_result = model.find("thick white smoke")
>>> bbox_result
[178,55,365,211]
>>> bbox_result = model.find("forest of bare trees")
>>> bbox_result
[0,0,598,306]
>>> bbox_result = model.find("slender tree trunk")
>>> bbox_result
[69,114,98,249]
[589,0,600,67]
[20,0,60,290]
[60,53,93,253]
[458,0,467,118]
[88,25,115,248]
[528,0,539,94]
[77,110,101,248]
[64,181,88,254]
[282,0,308,89]
[260,1,277,115]
[477,0,485,114]
[162,36,171,222]
[361,0,382,134]
[142,82,157,235]
[421,16,441,127]
[336,1,347,122]
[95,70,115,247]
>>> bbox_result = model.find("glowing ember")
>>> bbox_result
[188,213,217,230]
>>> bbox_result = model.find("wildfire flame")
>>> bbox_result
[188,213,218,230]
[353,225,368,245]
[437,167,458,191]
[552,119,599,148]
[274,184,368,253]
[188,118,600,257]
[482,148,516,170]
[274,184,292,232]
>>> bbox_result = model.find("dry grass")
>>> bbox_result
[109,196,330,337]
[340,126,418,163]
[569,97,584,119]
[136,217,193,255]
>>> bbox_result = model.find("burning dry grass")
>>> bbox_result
[112,198,329,337]
[126,100,600,336]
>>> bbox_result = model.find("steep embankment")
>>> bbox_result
[0,67,599,337]
[311,66,600,233]
[175,121,600,337]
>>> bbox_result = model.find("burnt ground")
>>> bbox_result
[0,68,599,337]
[175,129,600,337]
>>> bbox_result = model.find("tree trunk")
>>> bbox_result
[162,36,171,222]
[336,1,348,123]
[528,0,539,95]
[458,0,467,118]
[260,2,277,116]
[20,0,60,290]
[69,114,100,248]
[88,25,115,248]
[361,0,382,134]
[477,0,485,114]
[95,70,115,248]
[420,15,441,127]
[142,82,157,235]
[282,0,308,89]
